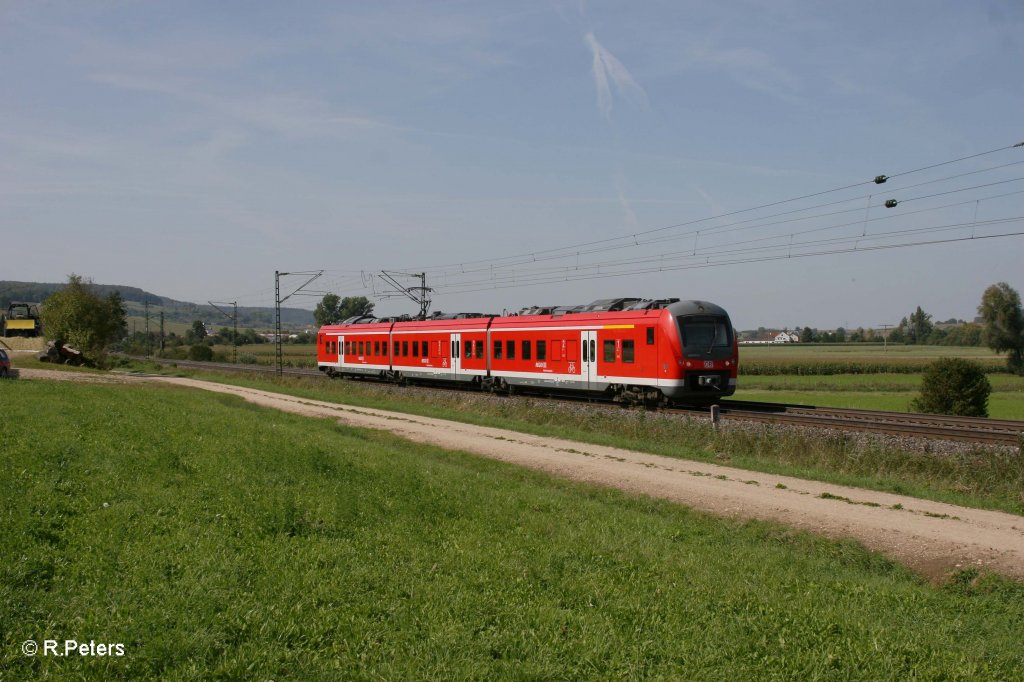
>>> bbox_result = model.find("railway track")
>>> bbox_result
[714,401,1023,446]
[135,357,1024,446]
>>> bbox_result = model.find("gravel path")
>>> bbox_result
[23,369,1024,581]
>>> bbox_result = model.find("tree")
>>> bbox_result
[187,320,207,344]
[314,294,375,326]
[41,274,127,356]
[313,293,341,326]
[907,306,933,344]
[911,358,991,417]
[978,282,1024,375]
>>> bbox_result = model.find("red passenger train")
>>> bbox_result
[316,297,737,405]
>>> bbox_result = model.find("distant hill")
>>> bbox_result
[0,280,314,330]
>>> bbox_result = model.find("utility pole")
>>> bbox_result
[159,312,165,354]
[878,324,893,352]
[274,270,325,376]
[378,270,433,319]
[209,300,239,363]
[144,296,151,357]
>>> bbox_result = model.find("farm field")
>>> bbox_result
[210,342,314,367]
[735,345,1024,419]
[735,374,1024,420]
[738,343,1007,373]
[3,379,1023,679]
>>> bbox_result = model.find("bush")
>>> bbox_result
[911,358,991,417]
[188,344,214,361]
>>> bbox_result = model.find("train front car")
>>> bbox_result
[662,300,737,403]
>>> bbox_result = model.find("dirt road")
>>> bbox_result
[24,369,1024,581]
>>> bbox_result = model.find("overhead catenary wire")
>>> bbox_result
[423,187,1024,291]
[401,140,1024,277]
[219,140,1023,309]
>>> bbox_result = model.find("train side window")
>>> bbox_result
[536,340,546,361]
[522,340,531,360]
[603,340,616,362]
[393,341,399,356]
[475,340,484,359]
[623,340,635,363]
[493,340,503,360]
[583,341,589,363]
[402,341,409,357]
[464,340,472,358]
[413,341,420,357]
[646,327,655,345]
[358,341,364,355]
[374,341,380,355]
[506,340,515,360]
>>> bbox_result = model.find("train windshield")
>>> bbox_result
[678,316,732,354]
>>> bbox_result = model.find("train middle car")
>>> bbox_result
[316,299,737,404]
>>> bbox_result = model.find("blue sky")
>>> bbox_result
[2,0,1022,328]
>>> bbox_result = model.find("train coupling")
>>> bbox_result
[697,374,721,388]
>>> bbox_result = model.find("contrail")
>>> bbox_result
[584,32,648,118]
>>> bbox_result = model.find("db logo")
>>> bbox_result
[704,361,714,368]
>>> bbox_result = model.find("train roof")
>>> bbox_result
[319,298,730,332]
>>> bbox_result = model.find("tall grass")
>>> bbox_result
[2,380,1023,679]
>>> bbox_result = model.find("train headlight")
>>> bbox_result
[724,360,731,367]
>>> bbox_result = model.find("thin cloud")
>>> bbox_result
[615,175,639,230]
[687,43,800,101]
[585,33,649,118]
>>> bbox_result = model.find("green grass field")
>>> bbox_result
[106,360,1024,516]
[3,380,1023,679]
[736,373,1024,419]
[735,345,1024,418]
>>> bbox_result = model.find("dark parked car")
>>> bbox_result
[0,349,11,377]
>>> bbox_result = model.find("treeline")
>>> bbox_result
[2,280,314,329]
[795,312,983,346]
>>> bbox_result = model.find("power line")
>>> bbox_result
[402,140,1024,277]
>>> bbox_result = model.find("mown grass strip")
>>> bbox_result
[2,380,1023,679]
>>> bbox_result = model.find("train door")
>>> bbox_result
[336,335,345,366]
[581,330,597,388]
[449,333,461,380]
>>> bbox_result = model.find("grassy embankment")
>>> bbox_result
[2,379,1023,679]
[69,357,1022,516]
[206,342,1024,418]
